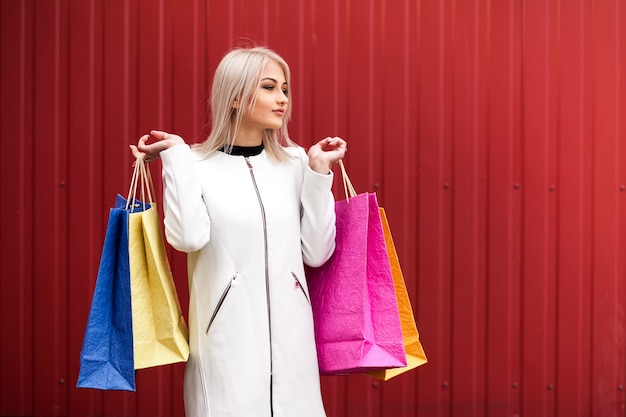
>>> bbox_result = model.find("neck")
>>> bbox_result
[234,123,263,147]
[234,137,263,147]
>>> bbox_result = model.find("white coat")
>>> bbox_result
[159,144,336,417]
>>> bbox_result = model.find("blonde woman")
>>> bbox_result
[132,46,346,417]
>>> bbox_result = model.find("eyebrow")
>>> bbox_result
[261,77,288,85]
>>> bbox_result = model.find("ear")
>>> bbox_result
[232,97,240,109]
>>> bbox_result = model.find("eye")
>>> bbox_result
[282,89,289,96]
[262,85,275,91]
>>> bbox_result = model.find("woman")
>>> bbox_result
[132,46,346,417]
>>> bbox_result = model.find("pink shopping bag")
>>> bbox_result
[306,163,406,375]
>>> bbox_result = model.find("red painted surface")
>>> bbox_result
[2,0,626,416]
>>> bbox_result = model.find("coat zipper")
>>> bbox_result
[205,273,238,334]
[245,156,274,416]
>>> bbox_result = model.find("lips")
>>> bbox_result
[273,109,285,116]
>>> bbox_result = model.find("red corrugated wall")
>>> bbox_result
[1,0,626,416]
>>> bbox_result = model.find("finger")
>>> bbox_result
[321,137,347,152]
[319,137,337,151]
[331,136,346,146]
[331,137,347,149]
[129,144,144,159]
[150,130,169,140]
[136,135,151,153]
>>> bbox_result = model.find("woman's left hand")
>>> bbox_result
[307,136,347,174]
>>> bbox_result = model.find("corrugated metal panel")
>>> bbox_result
[556,2,593,416]
[2,0,626,416]
[592,2,626,417]
[1,2,35,416]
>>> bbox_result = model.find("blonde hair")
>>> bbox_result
[193,46,296,160]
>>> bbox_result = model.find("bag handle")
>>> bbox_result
[338,160,357,202]
[126,155,156,212]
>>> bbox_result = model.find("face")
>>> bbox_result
[238,60,289,135]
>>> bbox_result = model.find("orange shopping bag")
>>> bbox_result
[368,208,427,380]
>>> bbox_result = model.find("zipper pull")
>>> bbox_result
[231,272,238,287]
[244,156,253,170]
[291,272,300,288]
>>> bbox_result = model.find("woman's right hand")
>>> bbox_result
[130,130,186,163]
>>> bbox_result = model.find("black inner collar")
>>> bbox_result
[219,143,264,157]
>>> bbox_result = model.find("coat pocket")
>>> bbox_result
[206,272,239,334]
[291,272,310,304]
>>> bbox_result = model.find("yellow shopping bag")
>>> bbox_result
[127,156,189,370]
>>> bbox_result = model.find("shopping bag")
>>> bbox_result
[127,156,189,369]
[306,162,406,375]
[368,208,427,380]
[77,155,189,391]
[77,199,136,391]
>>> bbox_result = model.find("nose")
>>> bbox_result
[278,90,288,104]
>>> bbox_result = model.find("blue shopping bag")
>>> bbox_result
[76,195,145,391]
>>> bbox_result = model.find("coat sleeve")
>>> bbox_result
[160,144,211,253]
[298,147,337,267]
